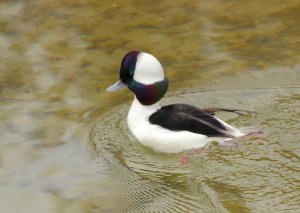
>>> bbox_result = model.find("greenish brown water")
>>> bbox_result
[0,0,300,212]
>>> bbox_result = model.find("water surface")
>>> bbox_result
[0,0,299,212]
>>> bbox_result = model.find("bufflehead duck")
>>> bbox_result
[107,51,255,153]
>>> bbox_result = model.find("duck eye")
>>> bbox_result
[120,67,133,84]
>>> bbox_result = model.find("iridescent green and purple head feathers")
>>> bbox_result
[113,50,169,105]
[119,50,140,84]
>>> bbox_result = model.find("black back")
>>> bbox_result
[149,104,233,137]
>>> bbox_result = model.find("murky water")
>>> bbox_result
[0,0,299,212]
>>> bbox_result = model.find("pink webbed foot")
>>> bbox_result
[180,147,205,165]
[242,131,266,140]
[239,125,265,140]
[222,127,265,149]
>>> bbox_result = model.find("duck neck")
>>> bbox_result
[128,96,160,126]
[128,77,169,106]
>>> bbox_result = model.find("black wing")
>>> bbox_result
[149,104,234,137]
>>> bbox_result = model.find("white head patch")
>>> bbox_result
[133,52,165,84]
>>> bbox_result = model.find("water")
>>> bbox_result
[0,0,300,212]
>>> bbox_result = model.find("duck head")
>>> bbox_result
[107,51,169,105]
